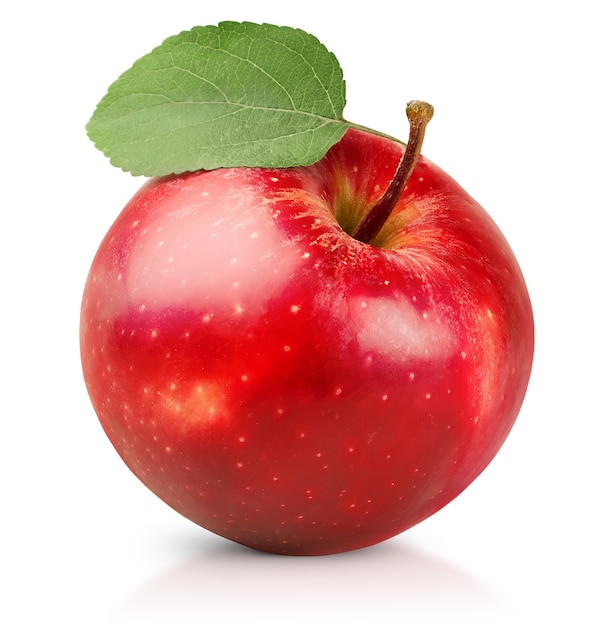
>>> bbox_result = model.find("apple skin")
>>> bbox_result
[80,127,533,556]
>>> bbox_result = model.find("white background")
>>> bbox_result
[3,1,603,624]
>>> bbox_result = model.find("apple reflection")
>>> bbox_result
[113,536,516,624]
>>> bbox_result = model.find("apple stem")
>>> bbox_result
[352,101,434,244]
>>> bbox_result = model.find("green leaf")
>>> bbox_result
[86,22,350,176]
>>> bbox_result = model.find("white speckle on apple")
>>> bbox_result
[234,305,244,314]
[301,252,310,259]
[241,375,248,382]
[353,296,455,361]
[250,231,259,238]
[283,345,291,352]
[238,436,246,443]
[409,372,415,381]
[270,177,279,182]
[290,304,301,313]
[334,387,343,396]
[461,351,467,360]
[382,394,388,401]
[425,393,432,399]
[202,314,212,323]
[150,329,158,338]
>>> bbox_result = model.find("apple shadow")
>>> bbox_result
[111,534,518,625]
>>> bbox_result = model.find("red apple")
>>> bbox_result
[80,125,533,556]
